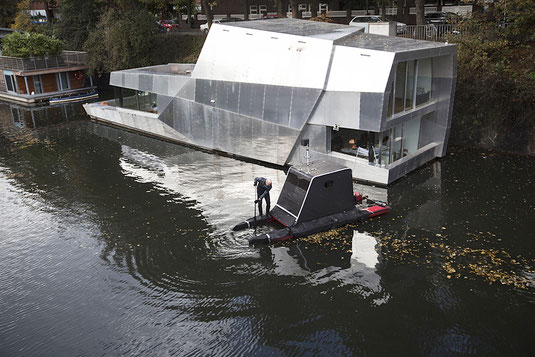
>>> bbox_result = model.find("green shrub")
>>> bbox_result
[151,34,206,64]
[448,0,535,152]
[1,31,64,58]
[84,8,156,76]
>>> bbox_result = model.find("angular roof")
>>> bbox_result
[335,32,452,52]
[291,160,351,179]
[224,18,455,53]
[224,18,359,39]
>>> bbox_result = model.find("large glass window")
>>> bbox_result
[331,128,374,160]
[4,73,16,93]
[57,72,70,91]
[387,58,432,118]
[379,131,391,166]
[405,60,416,110]
[394,61,406,114]
[330,118,423,167]
[376,117,422,166]
[391,125,403,162]
[402,117,421,155]
[387,87,393,117]
[113,87,157,113]
[416,58,432,106]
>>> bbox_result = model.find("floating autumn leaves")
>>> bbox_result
[294,226,534,290]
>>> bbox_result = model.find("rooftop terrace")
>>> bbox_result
[0,51,87,73]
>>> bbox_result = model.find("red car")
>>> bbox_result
[158,19,178,31]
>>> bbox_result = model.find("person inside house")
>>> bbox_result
[342,138,358,155]
[254,177,272,217]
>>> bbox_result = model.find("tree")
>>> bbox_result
[0,0,18,28]
[201,0,213,28]
[57,0,99,50]
[139,0,175,18]
[1,31,63,58]
[414,0,425,25]
[41,1,57,22]
[12,0,36,32]
[310,0,318,18]
[275,0,285,18]
[84,8,156,76]
[175,0,196,28]
[449,0,535,149]
[243,0,249,21]
[290,0,297,18]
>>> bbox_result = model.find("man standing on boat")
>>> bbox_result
[254,177,272,217]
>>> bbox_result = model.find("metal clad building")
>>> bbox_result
[84,18,457,185]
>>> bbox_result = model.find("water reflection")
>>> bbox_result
[88,122,399,303]
[0,101,87,130]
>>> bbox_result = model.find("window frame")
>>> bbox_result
[57,72,71,91]
[33,75,43,94]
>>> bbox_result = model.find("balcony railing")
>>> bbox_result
[398,23,478,42]
[0,51,87,72]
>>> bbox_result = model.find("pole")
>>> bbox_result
[253,186,257,233]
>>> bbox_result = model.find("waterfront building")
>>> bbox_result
[84,18,456,185]
[0,51,96,105]
[197,1,473,25]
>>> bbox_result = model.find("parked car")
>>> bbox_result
[200,18,242,33]
[158,19,179,31]
[424,12,461,25]
[155,21,166,33]
[349,15,407,35]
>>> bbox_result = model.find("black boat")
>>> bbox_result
[233,160,391,244]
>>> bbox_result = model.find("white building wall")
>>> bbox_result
[192,24,334,89]
[325,46,394,93]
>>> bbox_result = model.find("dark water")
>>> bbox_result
[0,101,534,356]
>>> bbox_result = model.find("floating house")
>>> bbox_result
[84,18,456,185]
[0,50,96,105]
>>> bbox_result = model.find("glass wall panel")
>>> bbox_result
[331,128,371,159]
[57,72,70,91]
[113,87,157,113]
[394,62,406,114]
[416,58,432,106]
[402,118,421,155]
[387,83,393,117]
[379,130,391,166]
[33,75,43,94]
[391,125,403,162]
[4,74,15,93]
[405,60,415,110]
[137,91,157,112]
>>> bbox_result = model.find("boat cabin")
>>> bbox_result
[272,160,355,226]
[0,51,96,105]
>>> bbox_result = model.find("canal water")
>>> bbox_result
[0,101,534,356]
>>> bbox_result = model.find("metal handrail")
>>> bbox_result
[397,24,470,42]
[0,51,87,71]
